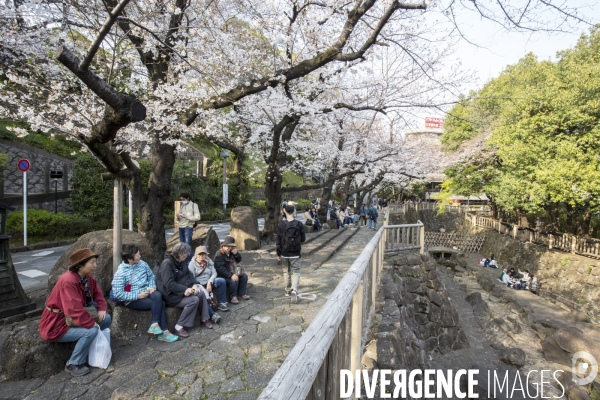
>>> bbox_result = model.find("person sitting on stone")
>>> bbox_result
[310,207,322,231]
[530,274,538,294]
[39,248,112,377]
[342,207,353,226]
[484,254,495,268]
[156,243,213,338]
[214,236,250,304]
[499,268,507,282]
[304,207,315,227]
[518,269,531,289]
[111,244,179,342]
[189,245,225,320]
[329,207,343,229]
[502,270,513,287]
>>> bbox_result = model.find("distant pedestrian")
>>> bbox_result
[277,204,306,303]
[359,203,368,227]
[177,193,201,262]
[367,203,379,230]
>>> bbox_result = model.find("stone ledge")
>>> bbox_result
[111,305,200,338]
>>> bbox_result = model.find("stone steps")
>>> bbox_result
[303,227,360,269]
[301,226,347,256]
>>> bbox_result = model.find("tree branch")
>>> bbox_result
[55,46,146,123]
[80,0,133,70]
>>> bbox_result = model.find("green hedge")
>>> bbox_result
[7,209,93,240]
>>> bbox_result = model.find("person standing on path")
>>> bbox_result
[277,204,306,303]
[177,193,201,262]
[367,203,379,230]
[359,203,368,227]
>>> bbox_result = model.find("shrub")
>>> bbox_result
[71,153,113,222]
[294,199,312,211]
[203,208,225,221]
[7,209,93,240]
[251,200,266,215]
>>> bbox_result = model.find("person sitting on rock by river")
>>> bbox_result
[111,244,178,342]
[39,248,112,377]
[501,270,513,287]
[214,236,250,304]
[156,243,213,338]
[189,245,224,321]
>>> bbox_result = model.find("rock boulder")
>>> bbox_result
[0,321,75,381]
[48,230,157,296]
[166,224,220,258]
[229,206,260,250]
[500,347,526,367]
[111,305,198,338]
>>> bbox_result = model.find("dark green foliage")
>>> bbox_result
[70,153,113,222]
[202,208,226,221]
[6,209,93,240]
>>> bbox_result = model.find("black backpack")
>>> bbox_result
[283,220,302,253]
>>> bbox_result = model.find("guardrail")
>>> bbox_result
[388,203,490,215]
[258,221,424,400]
[466,213,600,259]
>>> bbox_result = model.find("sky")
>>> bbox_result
[412,0,600,127]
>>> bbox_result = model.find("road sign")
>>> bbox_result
[425,117,445,129]
[17,159,31,172]
[223,183,229,205]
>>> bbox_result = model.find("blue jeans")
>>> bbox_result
[126,291,167,330]
[368,218,378,229]
[208,278,227,305]
[225,273,248,299]
[178,226,194,262]
[57,314,112,366]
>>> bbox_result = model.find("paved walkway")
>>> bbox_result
[1,226,373,400]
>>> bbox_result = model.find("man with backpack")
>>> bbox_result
[277,204,306,303]
[367,203,379,231]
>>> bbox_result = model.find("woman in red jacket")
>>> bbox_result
[39,248,111,377]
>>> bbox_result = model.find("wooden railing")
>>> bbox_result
[388,203,490,215]
[258,221,423,400]
[384,221,424,254]
[466,213,600,259]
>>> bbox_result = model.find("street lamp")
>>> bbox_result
[220,149,229,212]
[50,170,63,213]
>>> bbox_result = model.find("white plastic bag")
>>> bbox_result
[88,328,111,369]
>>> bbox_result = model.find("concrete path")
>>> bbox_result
[1,226,373,400]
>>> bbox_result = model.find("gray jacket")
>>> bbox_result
[189,257,217,286]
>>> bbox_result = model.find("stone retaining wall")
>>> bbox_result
[363,253,469,374]
[1,140,74,213]
[390,209,470,233]
[479,229,600,321]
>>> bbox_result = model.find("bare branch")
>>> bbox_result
[79,0,133,70]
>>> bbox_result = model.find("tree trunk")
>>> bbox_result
[263,164,283,240]
[317,178,334,223]
[136,137,176,259]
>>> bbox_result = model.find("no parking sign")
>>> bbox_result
[17,159,30,172]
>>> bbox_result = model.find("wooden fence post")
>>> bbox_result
[419,225,425,254]
[350,281,364,381]
[174,201,180,230]
[113,178,123,273]
[571,236,577,254]
[498,219,502,233]
[513,225,518,239]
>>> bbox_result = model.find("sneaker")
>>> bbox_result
[202,320,213,329]
[175,327,189,338]
[240,294,251,300]
[211,313,221,324]
[290,289,298,304]
[285,291,291,297]
[65,364,90,377]
[157,331,179,342]
[230,297,239,304]
[218,302,229,312]
[147,323,163,335]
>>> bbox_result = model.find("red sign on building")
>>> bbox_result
[425,117,445,129]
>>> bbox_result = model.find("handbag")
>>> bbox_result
[66,305,99,327]
[305,219,313,226]
[208,289,219,312]
[234,263,244,276]
[88,328,111,369]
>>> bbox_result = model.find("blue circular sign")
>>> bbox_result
[17,159,30,172]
